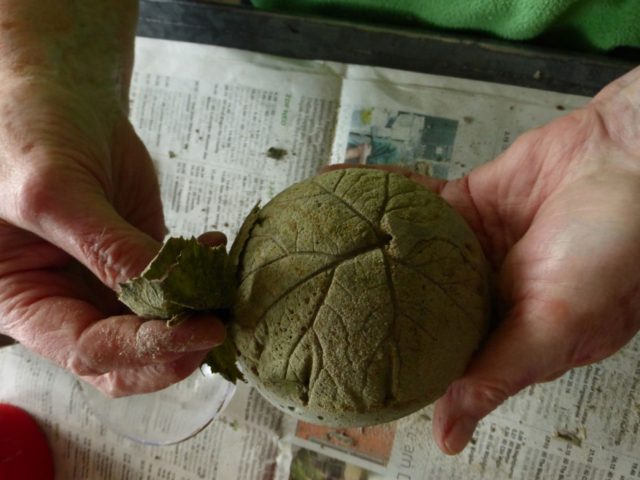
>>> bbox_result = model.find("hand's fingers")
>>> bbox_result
[72,314,226,376]
[81,350,208,397]
[590,69,640,153]
[13,186,162,290]
[2,271,225,376]
[109,120,166,242]
[431,266,632,458]
[432,305,569,455]
[433,171,640,454]
[197,231,228,248]
[592,65,640,103]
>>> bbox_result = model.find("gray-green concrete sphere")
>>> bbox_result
[229,168,492,427]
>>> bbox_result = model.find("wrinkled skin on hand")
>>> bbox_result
[0,0,225,397]
[326,66,640,454]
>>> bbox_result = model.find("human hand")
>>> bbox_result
[325,66,640,454]
[0,0,225,397]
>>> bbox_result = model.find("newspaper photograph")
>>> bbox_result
[1,35,636,480]
[341,107,459,178]
[331,65,589,180]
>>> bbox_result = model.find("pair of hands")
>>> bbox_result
[0,8,638,454]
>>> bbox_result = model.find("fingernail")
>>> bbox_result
[183,341,221,352]
[445,416,477,454]
[168,322,226,352]
[184,331,226,352]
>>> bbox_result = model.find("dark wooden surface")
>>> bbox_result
[137,0,636,97]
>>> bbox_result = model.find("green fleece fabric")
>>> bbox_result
[251,0,640,51]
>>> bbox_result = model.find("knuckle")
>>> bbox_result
[469,381,511,411]
[13,167,59,224]
[76,233,120,287]
[448,377,513,415]
[66,353,101,377]
[68,329,112,377]
[75,231,140,288]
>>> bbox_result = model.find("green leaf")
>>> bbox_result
[118,236,244,382]
[118,237,236,319]
[201,337,245,384]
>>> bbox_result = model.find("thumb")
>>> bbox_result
[54,198,162,289]
[432,303,574,455]
[18,184,163,289]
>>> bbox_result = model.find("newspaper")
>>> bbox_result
[2,36,637,480]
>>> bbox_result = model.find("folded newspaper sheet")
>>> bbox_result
[2,36,638,480]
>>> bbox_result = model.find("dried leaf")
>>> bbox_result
[118,236,243,382]
[202,337,245,384]
[119,237,236,319]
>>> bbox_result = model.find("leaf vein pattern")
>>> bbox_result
[308,329,324,399]
[330,169,347,192]
[250,243,382,335]
[311,180,378,235]
[383,250,437,339]
[284,269,335,381]
[339,173,365,200]
[361,332,393,400]
[391,257,482,336]
[267,192,329,207]
[239,251,340,285]
[377,173,390,223]
[323,302,353,364]
[249,234,289,255]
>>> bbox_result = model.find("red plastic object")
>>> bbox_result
[0,404,54,480]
